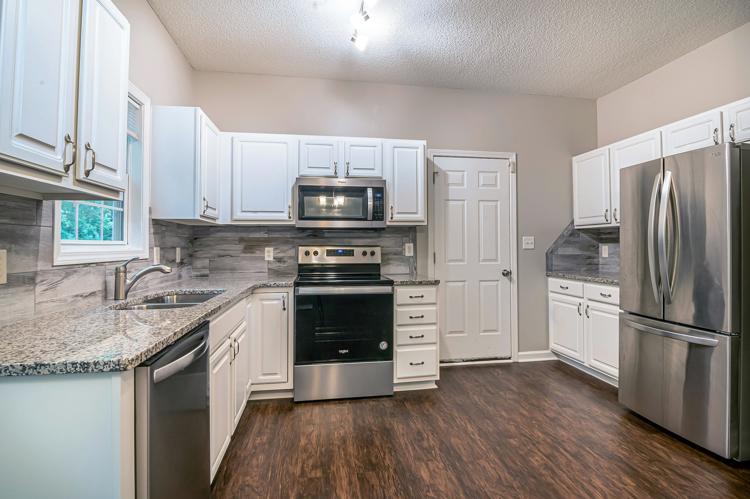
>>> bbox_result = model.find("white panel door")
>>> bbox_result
[299,137,338,177]
[209,338,232,481]
[250,292,289,386]
[549,292,584,362]
[231,323,249,430]
[609,130,662,226]
[662,109,722,157]
[572,147,611,227]
[384,140,426,223]
[435,155,512,361]
[232,134,298,221]
[343,138,382,177]
[76,0,130,190]
[199,112,220,220]
[0,0,79,176]
[585,300,619,378]
[723,97,750,144]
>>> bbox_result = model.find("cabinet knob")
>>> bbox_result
[577,302,582,316]
[613,208,619,223]
[345,161,350,177]
[409,361,425,366]
[84,142,96,177]
[389,205,394,220]
[282,295,287,311]
[333,161,338,176]
[604,208,609,223]
[288,204,292,220]
[729,123,736,143]
[63,133,76,174]
[713,127,719,145]
[585,304,590,318]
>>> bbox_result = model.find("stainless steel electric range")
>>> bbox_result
[293,245,394,402]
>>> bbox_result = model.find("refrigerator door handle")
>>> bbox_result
[624,319,719,347]
[647,172,661,302]
[657,171,674,303]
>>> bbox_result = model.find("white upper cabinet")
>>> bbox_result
[662,109,722,157]
[572,147,611,227]
[299,137,339,177]
[200,113,220,220]
[75,0,130,191]
[723,97,750,144]
[343,138,382,177]
[231,134,298,222]
[0,0,79,176]
[609,130,662,226]
[384,140,426,224]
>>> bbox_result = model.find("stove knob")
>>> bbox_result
[379,341,389,351]
[313,250,319,256]
[370,250,376,257]
[362,250,368,257]
[304,250,310,257]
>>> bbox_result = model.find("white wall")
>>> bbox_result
[597,22,750,146]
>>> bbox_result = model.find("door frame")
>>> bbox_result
[427,149,519,362]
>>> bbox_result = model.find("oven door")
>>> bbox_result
[295,286,394,365]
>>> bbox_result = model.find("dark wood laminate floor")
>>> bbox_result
[211,361,750,499]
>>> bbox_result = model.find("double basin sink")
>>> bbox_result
[113,291,224,311]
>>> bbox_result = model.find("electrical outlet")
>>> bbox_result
[522,236,535,250]
[0,249,6,285]
[265,247,274,261]
[404,243,414,256]
[175,247,182,264]
[600,244,609,258]
[153,246,160,264]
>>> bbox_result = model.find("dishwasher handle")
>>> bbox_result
[153,337,209,384]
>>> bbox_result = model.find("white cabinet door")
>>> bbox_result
[609,130,662,226]
[585,300,619,378]
[573,147,611,227]
[232,134,298,222]
[209,338,232,481]
[250,292,289,386]
[549,292,584,362]
[299,137,338,177]
[231,323,249,431]
[76,0,130,191]
[343,138,382,177]
[199,112,220,220]
[662,109,722,157]
[723,97,750,144]
[384,140,426,224]
[0,0,79,176]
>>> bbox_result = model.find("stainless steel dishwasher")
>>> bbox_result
[136,323,210,499]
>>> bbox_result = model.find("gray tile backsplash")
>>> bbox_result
[546,221,619,276]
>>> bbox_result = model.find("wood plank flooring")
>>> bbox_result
[211,361,750,499]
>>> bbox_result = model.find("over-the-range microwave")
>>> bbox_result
[293,177,386,229]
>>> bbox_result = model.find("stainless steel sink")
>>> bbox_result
[113,291,223,310]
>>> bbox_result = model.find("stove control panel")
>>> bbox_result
[298,246,381,265]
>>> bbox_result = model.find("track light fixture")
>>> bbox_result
[350,29,369,51]
[350,1,371,51]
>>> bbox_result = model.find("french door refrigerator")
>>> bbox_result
[619,142,750,460]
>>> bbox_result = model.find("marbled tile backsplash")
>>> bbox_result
[546,221,619,276]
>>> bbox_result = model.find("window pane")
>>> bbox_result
[60,201,76,240]
[77,204,102,241]
[102,208,124,241]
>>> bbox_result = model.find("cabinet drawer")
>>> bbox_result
[396,325,437,346]
[210,300,246,353]
[547,278,583,297]
[395,286,437,305]
[396,306,437,326]
[396,346,438,379]
[584,283,619,305]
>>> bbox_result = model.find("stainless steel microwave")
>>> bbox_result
[293,177,386,229]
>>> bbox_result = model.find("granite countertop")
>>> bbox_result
[0,275,294,377]
[387,274,440,286]
[546,270,619,286]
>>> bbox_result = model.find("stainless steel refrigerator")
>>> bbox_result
[619,142,750,460]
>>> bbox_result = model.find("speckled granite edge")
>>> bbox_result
[387,274,440,286]
[0,278,294,377]
[546,271,619,286]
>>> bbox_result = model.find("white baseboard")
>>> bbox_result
[440,358,513,367]
[554,354,618,387]
[249,389,293,401]
[394,380,437,392]
[516,350,557,362]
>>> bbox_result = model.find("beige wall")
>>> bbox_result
[193,72,597,352]
[113,0,193,106]
[597,22,750,146]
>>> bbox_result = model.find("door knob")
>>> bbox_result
[502,269,512,277]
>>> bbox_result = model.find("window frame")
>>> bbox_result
[53,82,151,266]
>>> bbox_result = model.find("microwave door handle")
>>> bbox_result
[367,188,373,221]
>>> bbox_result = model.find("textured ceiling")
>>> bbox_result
[146,0,750,98]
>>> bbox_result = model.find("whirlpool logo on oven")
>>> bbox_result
[338,349,350,355]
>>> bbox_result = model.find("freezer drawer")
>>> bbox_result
[619,313,738,459]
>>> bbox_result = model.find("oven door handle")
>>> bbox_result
[296,286,393,295]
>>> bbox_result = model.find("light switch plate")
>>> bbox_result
[522,236,535,250]
[153,246,160,264]
[404,243,414,256]
[600,244,609,258]
[0,249,6,285]
[265,247,274,261]
[175,247,182,264]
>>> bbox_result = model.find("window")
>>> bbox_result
[53,83,151,265]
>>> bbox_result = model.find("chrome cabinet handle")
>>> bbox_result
[63,133,76,173]
[585,304,590,318]
[713,127,719,144]
[409,314,424,319]
[345,161,350,177]
[84,142,96,177]
[613,208,619,223]
[333,161,338,176]
[288,204,292,220]
[202,197,208,214]
[409,361,425,366]
[604,208,610,222]
[559,285,569,290]
[729,123,736,142]
[409,294,424,299]
[389,205,394,220]
[282,295,287,311]
[409,334,425,339]
[577,302,582,316]
[600,292,612,298]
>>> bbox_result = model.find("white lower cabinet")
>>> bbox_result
[394,285,439,385]
[231,322,250,430]
[209,337,232,481]
[549,278,619,381]
[250,289,292,391]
